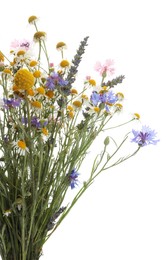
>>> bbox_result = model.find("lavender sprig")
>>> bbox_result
[102,75,125,88]
[66,36,89,87]
[47,207,66,231]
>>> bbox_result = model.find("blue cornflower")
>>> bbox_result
[131,125,159,147]
[69,169,79,189]
[31,117,41,128]
[22,117,48,128]
[90,91,100,106]
[31,117,48,128]
[46,71,68,90]
[90,90,117,111]
[100,91,118,104]
[3,98,21,109]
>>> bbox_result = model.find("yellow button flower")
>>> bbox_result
[14,69,35,90]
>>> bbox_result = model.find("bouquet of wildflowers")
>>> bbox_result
[0,15,159,260]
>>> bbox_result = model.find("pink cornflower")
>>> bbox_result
[94,59,115,77]
[10,39,32,51]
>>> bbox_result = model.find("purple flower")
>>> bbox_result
[46,71,68,90]
[101,91,118,104]
[31,117,48,128]
[69,169,79,189]
[31,117,41,128]
[131,125,159,147]
[90,90,117,109]
[90,91,100,106]
[22,117,48,128]
[3,98,21,109]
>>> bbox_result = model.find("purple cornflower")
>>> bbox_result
[100,91,118,104]
[3,98,21,109]
[69,169,79,189]
[22,117,48,128]
[131,125,159,147]
[31,117,41,128]
[31,117,48,128]
[46,71,68,90]
[90,90,117,110]
[90,91,100,106]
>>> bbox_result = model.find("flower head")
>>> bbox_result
[90,90,117,110]
[13,140,29,155]
[68,169,79,189]
[60,60,70,68]
[94,59,115,77]
[14,69,35,90]
[10,39,32,51]
[45,71,68,90]
[131,125,159,147]
[56,42,67,51]
[3,98,21,109]
[28,15,38,24]
[33,32,46,42]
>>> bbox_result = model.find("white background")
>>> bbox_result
[0,0,167,259]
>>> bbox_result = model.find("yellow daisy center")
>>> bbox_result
[46,90,54,99]
[93,107,100,113]
[56,42,66,50]
[134,113,140,119]
[29,60,38,67]
[26,88,35,96]
[17,140,26,150]
[33,70,41,78]
[88,79,96,86]
[73,100,82,108]
[42,127,48,136]
[28,15,38,24]
[31,101,42,109]
[37,86,45,95]
[71,88,78,95]
[17,50,26,56]
[60,60,70,68]
[67,105,74,111]
[34,32,46,41]
[14,69,35,90]
[3,68,11,74]
[68,111,74,118]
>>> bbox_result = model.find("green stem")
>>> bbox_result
[21,156,27,260]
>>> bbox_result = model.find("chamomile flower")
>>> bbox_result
[28,15,39,25]
[84,76,97,87]
[67,105,75,119]
[31,100,42,110]
[133,113,140,120]
[86,105,101,116]
[33,32,47,42]
[56,42,67,51]
[59,59,70,72]
[13,140,29,155]
[41,127,50,142]
[72,99,83,109]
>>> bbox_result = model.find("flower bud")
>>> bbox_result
[104,136,110,146]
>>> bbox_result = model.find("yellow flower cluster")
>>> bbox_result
[14,69,35,90]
